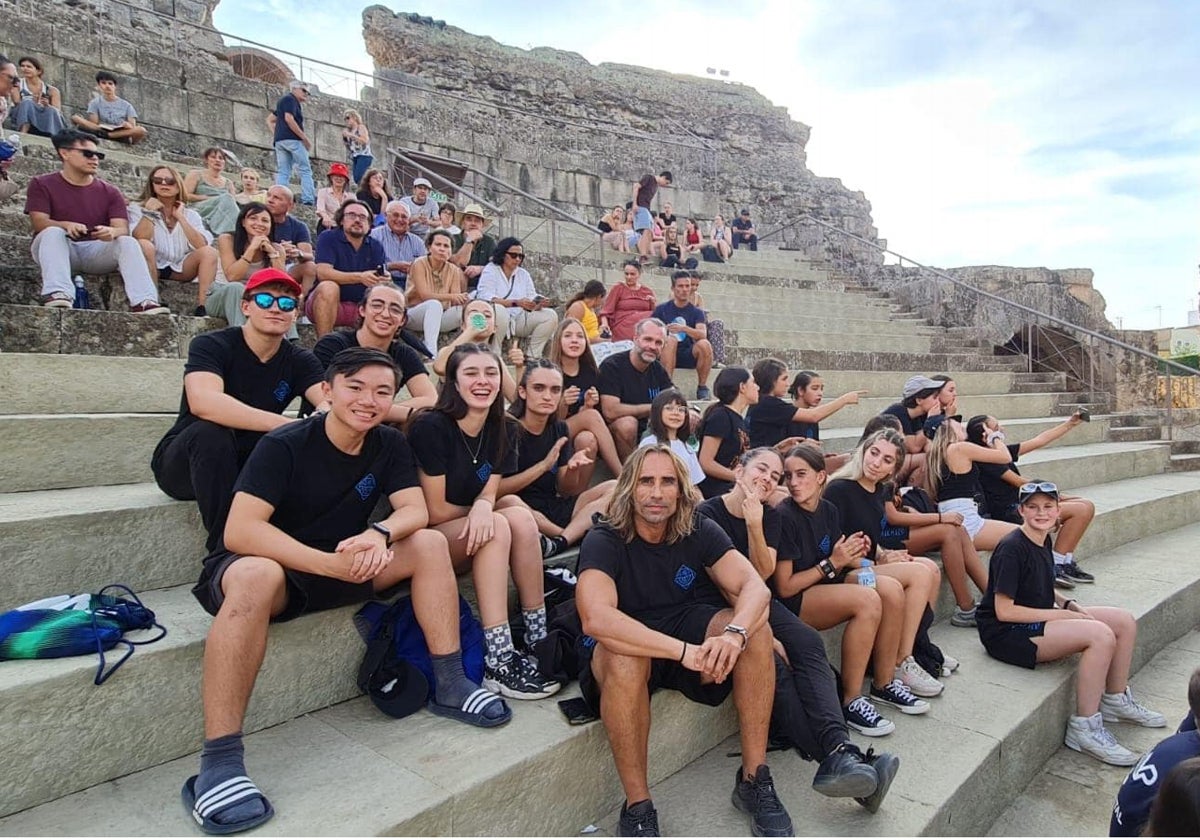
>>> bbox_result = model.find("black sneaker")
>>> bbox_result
[869,679,930,715]
[812,742,878,799]
[619,799,660,837]
[192,305,207,317]
[1053,568,1077,589]
[854,747,901,814]
[540,534,568,559]
[483,654,560,700]
[731,764,794,837]
[843,695,896,736]
[1060,561,1095,584]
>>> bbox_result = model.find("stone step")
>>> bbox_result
[819,414,1113,455]
[810,391,1068,432]
[590,522,1200,838]
[7,515,1200,836]
[1109,425,1163,443]
[1169,453,1200,472]
[733,328,932,354]
[727,346,1025,374]
[0,413,173,492]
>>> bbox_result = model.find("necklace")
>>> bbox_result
[459,424,486,465]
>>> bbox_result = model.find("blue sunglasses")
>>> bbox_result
[249,292,298,312]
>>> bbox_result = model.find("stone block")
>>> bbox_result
[135,51,184,86]
[0,352,183,415]
[52,30,103,67]
[60,60,103,114]
[187,60,269,109]
[313,120,346,163]
[0,414,169,492]
[0,305,61,353]
[99,41,137,76]
[186,91,233,142]
[0,18,55,61]
[60,308,179,358]
[231,100,273,149]
[138,79,189,131]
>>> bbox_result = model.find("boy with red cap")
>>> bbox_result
[151,268,328,550]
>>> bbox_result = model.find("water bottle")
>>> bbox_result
[72,275,89,310]
[672,316,687,342]
[0,133,19,162]
[858,559,876,589]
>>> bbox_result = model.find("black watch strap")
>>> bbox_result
[370,522,392,544]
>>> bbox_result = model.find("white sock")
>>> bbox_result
[1053,551,1068,567]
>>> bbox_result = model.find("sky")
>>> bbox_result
[213,0,1200,331]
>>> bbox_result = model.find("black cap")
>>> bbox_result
[365,659,428,719]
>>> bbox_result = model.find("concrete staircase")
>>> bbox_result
[1,135,1198,836]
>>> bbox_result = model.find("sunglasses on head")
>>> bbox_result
[72,148,105,160]
[1018,481,1058,500]
[249,292,297,312]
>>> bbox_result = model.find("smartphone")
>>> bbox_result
[1074,408,1091,422]
[377,263,389,277]
[533,295,546,305]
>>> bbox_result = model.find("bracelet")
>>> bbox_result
[818,558,837,580]
[679,642,687,663]
[1063,599,1076,611]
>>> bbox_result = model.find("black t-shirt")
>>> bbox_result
[161,327,323,447]
[408,410,519,508]
[747,395,797,448]
[697,496,782,558]
[882,402,922,436]
[697,405,749,499]
[228,414,417,553]
[508,419,573,505]
[822,478,886,558]
[597,351,674,408]
[788,418,820,441]
[578,517,733,624]
[312,330,427,387]
[976,528,1055,624]
[563,365,598,418]
[1111,730,1200,837]
[775,498,840,572]
[979,443,1022,516]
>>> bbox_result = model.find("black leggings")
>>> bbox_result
[767,599,848,760]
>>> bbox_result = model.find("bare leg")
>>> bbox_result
[567,429,599,487]
[1054,498,1096,555]
[904,524,982,609]
[691,339,713,389]
[566,407,623,476]
[308,280,341,338]
[202,556,289,739]
[496,500,546,611]
[610,416,639,461]
[562,480,616,543]
[378,528,460,655]
[591,645,653,804]
[800,584,882,704]
[867,565,930,662]
[717,609,774,777]
[433,513,513,629]
[1085,606,1138,693]
[659,337,678,377]
[1033,617,1116,716]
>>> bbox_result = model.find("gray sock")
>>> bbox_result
[195,733,266,826]
[483,622,515,670]
[523,604,548,648]
[431,651,481,708]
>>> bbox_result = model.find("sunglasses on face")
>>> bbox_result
[152,176,177,186]
[506,251,525,260]
[71,148,105,160]
[249,292,298,312]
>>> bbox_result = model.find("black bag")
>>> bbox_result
[700,244,724,263]
[911,605,945,678]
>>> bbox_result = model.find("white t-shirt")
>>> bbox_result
[476,262,538,323]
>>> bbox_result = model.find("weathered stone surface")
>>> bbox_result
[134,50,184,86]
[138,78,190,131]
[60,307,179,358]
[186,90,233,138]
[0,305,62,353]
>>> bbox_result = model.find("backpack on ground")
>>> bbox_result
[0,585,167,685]
[700,244,724,263]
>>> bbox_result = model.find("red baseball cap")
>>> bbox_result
[328,162,350,180]
[244,267,301,297]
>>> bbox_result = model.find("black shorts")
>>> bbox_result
[192,549,374,623]
[530,495,576,529]
[978,618,1044,670]
[158,266,175,281]
[579,601,731,711]
[675,342,697,369]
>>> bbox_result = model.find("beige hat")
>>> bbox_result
[455,202,493,227]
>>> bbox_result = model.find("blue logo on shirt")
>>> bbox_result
[476,461,493,483]
[648,387,662,400]
[818,534,831,557]
[581,635,596,649]
[674,564,697,590]
[355,473,377,500]
[273,380,291,403]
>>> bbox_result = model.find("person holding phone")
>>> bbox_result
[11,56,65,136]
[476,237,559,357]
[24,129,167,313]
[309,199,389,338]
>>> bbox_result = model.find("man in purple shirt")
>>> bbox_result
[25,129,167,313]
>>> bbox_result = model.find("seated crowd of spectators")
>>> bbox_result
[6,56,1186,839]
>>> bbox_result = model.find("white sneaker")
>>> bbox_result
[895,655,944,697]
[941,654,959,676]
[1064,712,1138,766]
[1100,687,1168,728]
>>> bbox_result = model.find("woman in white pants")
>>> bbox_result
[405,228,470,356]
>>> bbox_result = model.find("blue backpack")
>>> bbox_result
[353,595,485,699]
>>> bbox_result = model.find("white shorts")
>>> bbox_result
[938,497,986,540]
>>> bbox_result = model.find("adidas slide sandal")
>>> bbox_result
[182,774,275,835]
[426,688,512,728]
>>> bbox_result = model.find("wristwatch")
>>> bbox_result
[370,522,392,544]
[818,558,838,580]
[722,624,748,650]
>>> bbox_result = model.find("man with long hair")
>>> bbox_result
[576,445,794,837]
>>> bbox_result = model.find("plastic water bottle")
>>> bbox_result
[672,316,687,342]
[72,275,89,310]
[0,133,19,161]
[858,559,876,589]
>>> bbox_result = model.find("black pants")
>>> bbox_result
[768,599,848,760]
[732,233,758,251]
[151,420,260,551]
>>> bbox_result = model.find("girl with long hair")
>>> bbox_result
[130,164,219,315]
[547,318,623,476]
[355,168,390,220]
[969,412,1097,587]
[209,203,292,332]
[925,415,1018,551]
[500,360,616,558]
[747,360,865,472]
[408,344,561,702]
[564,280,607,343]
[696,367,757,499]
[432,298,523,403]
[639,389,704,490]
[824,431,949,699]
